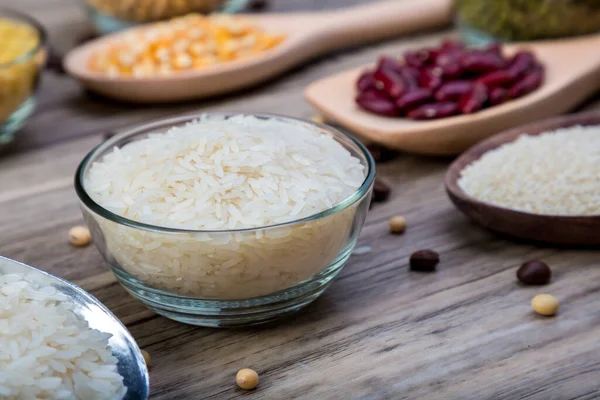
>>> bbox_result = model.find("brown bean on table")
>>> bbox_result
[372,178,392,202]
[366,143,398,163]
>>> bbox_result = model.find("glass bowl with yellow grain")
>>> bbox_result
[83,0,249,35]
[0,8,46,145]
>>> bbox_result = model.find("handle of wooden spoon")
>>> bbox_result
[319,0,453,50]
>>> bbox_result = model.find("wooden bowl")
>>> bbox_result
[445,111,600,246]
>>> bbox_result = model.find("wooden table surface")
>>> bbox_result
[1,1,600,399]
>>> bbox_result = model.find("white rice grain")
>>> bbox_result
[84,115,366,299]
[0,273,126,400]
[458,126,600,216]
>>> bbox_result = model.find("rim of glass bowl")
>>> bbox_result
[75,112,376,234]
[0,7,47,68]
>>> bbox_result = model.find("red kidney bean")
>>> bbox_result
[377,56,401,72]
[459,83,488,114]
[435,80,474,101]
[374,68,406,98]
[404,49,433,68]
[419,68,443,90]
[484,43,502,57]
[356,93,398,116]
[506,51,535,79]
[440,40,464,51]
[407,102,459,120]
[435,53,463,78]
[357,71,376,91]
[461,52,505,73]
[489,87,508,105]
[509,69,544,99]
[441,62,462,78]
[355,41,544,120]
[477,70,513,89]
[399,66,420,90]
[435,42,463,58]
[430,42,463,64]
[396,88,433,110]
[359,89,393,101]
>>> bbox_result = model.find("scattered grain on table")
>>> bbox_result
[68,226,92,247]
[236,368,259,390]
[410,249,439,272]
[532,294,559,316]
[389,215,407,234]
[517,260,551,285]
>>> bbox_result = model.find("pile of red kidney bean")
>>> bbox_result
[355,41,544,120]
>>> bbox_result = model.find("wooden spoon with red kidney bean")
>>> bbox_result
[354,41,544,120]
[305,34,600,155]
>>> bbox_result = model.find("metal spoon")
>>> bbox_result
[0,255,150,400]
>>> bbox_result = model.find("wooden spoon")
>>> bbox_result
[445,111,600,246]
[305,34,600,155]
[64,0,452,103]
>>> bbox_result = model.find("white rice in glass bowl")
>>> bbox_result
[80,115,371,301]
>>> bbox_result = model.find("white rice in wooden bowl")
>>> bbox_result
[458,126,600,216]
[83,115,366,299]
[0,273,126,400]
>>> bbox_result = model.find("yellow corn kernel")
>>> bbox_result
[88,14,286,77]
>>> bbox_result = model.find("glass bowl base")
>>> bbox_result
[86,0,249,35]
[0,97,35,144]
[110,249,352,327]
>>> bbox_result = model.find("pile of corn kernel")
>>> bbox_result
[0,18,40,121]
[88,14,285,77]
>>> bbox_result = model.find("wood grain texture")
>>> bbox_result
[0,1,599,399]
[446,111,600,246]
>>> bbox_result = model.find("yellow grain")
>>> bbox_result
[0,18,40,121]
[89,14,285,77]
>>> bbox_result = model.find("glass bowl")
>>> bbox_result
[74,113,375,327]
[0,255,149,399]
[0,8,46,145]
[83,0,249,35]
